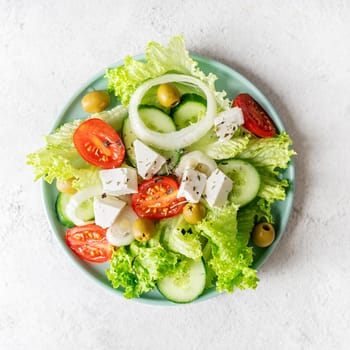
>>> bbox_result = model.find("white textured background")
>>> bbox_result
[1,1,350,349]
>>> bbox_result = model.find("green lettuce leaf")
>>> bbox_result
[196,205,258,292]
[106,237,182,299]
[91,105,128,133]
[187,128,251,160]
[45,119,82,146]
[237,131,296,175]
[258,173,290,203]
[106,35,230,110]
[27,106,128,190]
[26,143,100,190]
[234,131,295,205]
[236,198,275,246]
[160,216,203,260]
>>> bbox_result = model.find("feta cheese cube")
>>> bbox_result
[99,168,138,196]
[214,107,244,141]
[204,169,233,207]
[134,140,166,179]
[178,168,207,203]
[93,195,126,228]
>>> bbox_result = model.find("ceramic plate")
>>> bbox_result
[42,54,295,305]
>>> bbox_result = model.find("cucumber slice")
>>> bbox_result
[122,117,181,173]
[157,150,181,176]
[56,192,74,228]
[139,105,176,133]
[56,192,95,228]
[172,94,207,129]
[157,259,206,303]
[218,159,261,207]
[75,197,94,221]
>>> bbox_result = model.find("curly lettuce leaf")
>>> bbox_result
[236,198,275,246]
[106,35,230,110]
[187,127,250,159]
[160,216,203,260]
[258,172,290,203]
[45,105,128,145]
[106,238,182,299]
[196,205,258,293]
[45,119,82,146]
[27,106,128,190]
[237,131,296,175]
[26,143,100,190]
[233,131,295,205]
[91,105,128,133]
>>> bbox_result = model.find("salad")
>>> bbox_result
[27,36,295,303]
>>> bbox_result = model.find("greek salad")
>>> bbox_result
[27,36,295,303]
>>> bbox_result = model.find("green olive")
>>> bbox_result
[182,203,206,225]
[132,218,156,242]
[56,178,77,194]
[252,222,275,247]
[81,90,110,113]
[157,83,181,108]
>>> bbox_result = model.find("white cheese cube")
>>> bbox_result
[214,107,244,141]
[99,168,138,196]
[134,140,166,179]
[204,169,233,207]
[93,195,126,228]
[178,168,207,203]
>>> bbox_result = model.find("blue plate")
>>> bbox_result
[42,54,295,305]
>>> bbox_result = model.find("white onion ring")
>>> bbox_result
[128,74,217,150]
[65,185,102,226]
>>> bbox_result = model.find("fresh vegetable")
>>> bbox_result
[172,93,207,129]
[218,159,261,207]
[128,74,218,150]
[81,90,110,113]
[196,205,258,292]
[157,259,206,303]
[64,185,102,226]
[56,192,74,228]
[187,127,250,160]
[92,105,128,133]
[161,216,203,260]
[73,118,125,169]
[174,150,217,178]
[56,178,77,194]
[157,83,181,108]
[56,192,94,228]
[233,93,276,138]
[252,222,275,247]
[106,237,181,298]
[131,176,186,219]
[27,106,128,192]
[106,206,137,247]
[237,131,295,205]
[182,202,206,224]
[132,218,156,242]
[66,224,112,263]
[138,105,176,133]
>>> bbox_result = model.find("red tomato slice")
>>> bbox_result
[131,176,186,219]
[73,118,125,169]
[66,224,112,263]
[232,93,276,138]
